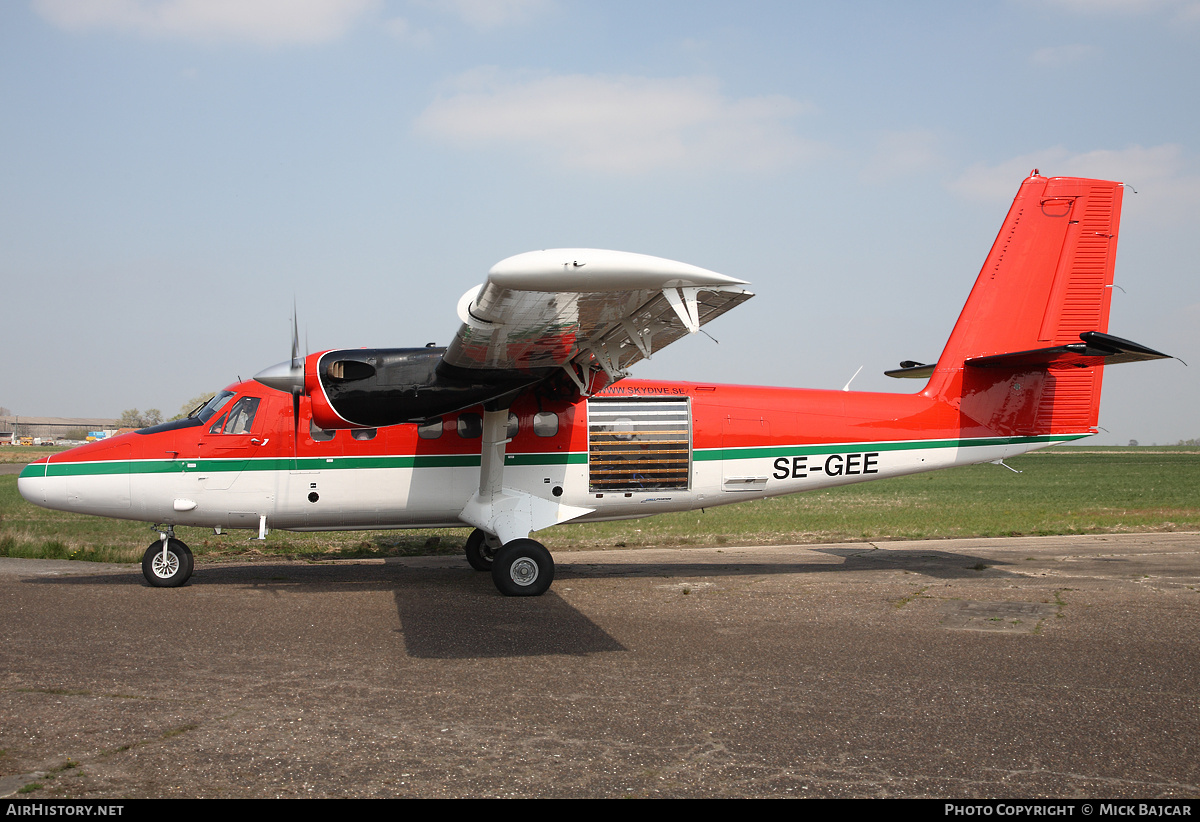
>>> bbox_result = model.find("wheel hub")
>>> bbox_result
[509,557,539,586]
[152,552,179,578]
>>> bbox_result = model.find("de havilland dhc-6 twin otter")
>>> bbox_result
[19,172,1173,596]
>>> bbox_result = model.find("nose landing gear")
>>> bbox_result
[142,530,193,588]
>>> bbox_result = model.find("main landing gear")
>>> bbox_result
[464,528,555,597]
[463,528,500,571]
[141,532,194,588]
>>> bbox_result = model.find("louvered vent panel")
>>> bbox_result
[588,399,691,491]
[1035,370,1097,432]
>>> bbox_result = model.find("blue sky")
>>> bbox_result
[2,0,1196,443]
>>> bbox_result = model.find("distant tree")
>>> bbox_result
[118,408,164,429]
[1177,438,1200,446]
[1128,439,1139,447]
[0,406,10,417]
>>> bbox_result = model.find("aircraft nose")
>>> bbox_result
[17,462,48,507]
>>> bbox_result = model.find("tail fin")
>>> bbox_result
[923,172,1166,437]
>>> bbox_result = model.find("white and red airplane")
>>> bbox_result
[19,172,1170,596]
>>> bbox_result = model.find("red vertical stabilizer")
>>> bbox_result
[926,172,1124,436]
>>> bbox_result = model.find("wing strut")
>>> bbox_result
[560,362,592,396]
[458,407,593,545]
[663,286,705,334]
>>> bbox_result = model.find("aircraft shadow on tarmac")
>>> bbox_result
[553,545,1017,582]
[21,562,627,659]
[19,545,1015,659]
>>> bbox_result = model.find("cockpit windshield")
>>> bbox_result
[189,391,235,423]
[135,390,238,437]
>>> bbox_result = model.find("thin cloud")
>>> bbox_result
[1032,0,1200,23]
[948,145,1200,225]
[1035,0,1179,13]
[418,0,555,29]
[33,0,380,45]
[1029,43,1100,67]
[859,129,943,183]
[950,145,1183,199]
[383,15,433,46]
[415,70,821,174]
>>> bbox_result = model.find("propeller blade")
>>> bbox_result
[293,391,301,465]
[290,299,300,369]
[257,303,306,395]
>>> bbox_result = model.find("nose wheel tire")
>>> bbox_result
[141,538,194,588]
[491,539,554,597]
[464,528,500,572]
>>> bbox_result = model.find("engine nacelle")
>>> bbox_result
[304,348,539,429]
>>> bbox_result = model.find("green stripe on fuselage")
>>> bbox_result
[21,435,1084,479]
[21,451,588,478]
[693,434,1086,462]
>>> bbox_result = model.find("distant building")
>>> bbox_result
[0,415,119,443]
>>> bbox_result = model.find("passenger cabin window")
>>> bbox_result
[351,428,377,441]
[310,419,336,442]
[223,397,261,435]
[533,411,558,437]
[417,419,442,439]
[507,412,519,439]
[457,413,482,439]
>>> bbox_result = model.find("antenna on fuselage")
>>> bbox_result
[842,365,864,392]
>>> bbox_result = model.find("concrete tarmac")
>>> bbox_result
[1,532,1198,798]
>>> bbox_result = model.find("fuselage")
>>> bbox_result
[18,377,1085,534]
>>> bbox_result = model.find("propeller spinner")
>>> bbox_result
[254,305,305,395]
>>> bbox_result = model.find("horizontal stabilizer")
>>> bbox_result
[884,360,935,380]
[965,331,1171,370]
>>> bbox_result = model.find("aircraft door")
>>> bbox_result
[720,416,771,493]
[194,396,265,491]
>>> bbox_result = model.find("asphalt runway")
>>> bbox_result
[1,532,1198,798]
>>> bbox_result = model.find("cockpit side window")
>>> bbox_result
[222,397,261,435]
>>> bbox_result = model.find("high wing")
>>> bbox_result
[443,248,754,394]
[257,248,753,429]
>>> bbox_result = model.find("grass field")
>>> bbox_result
[2,446,1197,566]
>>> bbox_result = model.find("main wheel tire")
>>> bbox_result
[491,539,554,597]
[141,538,194,588]
[464,528,500,572]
